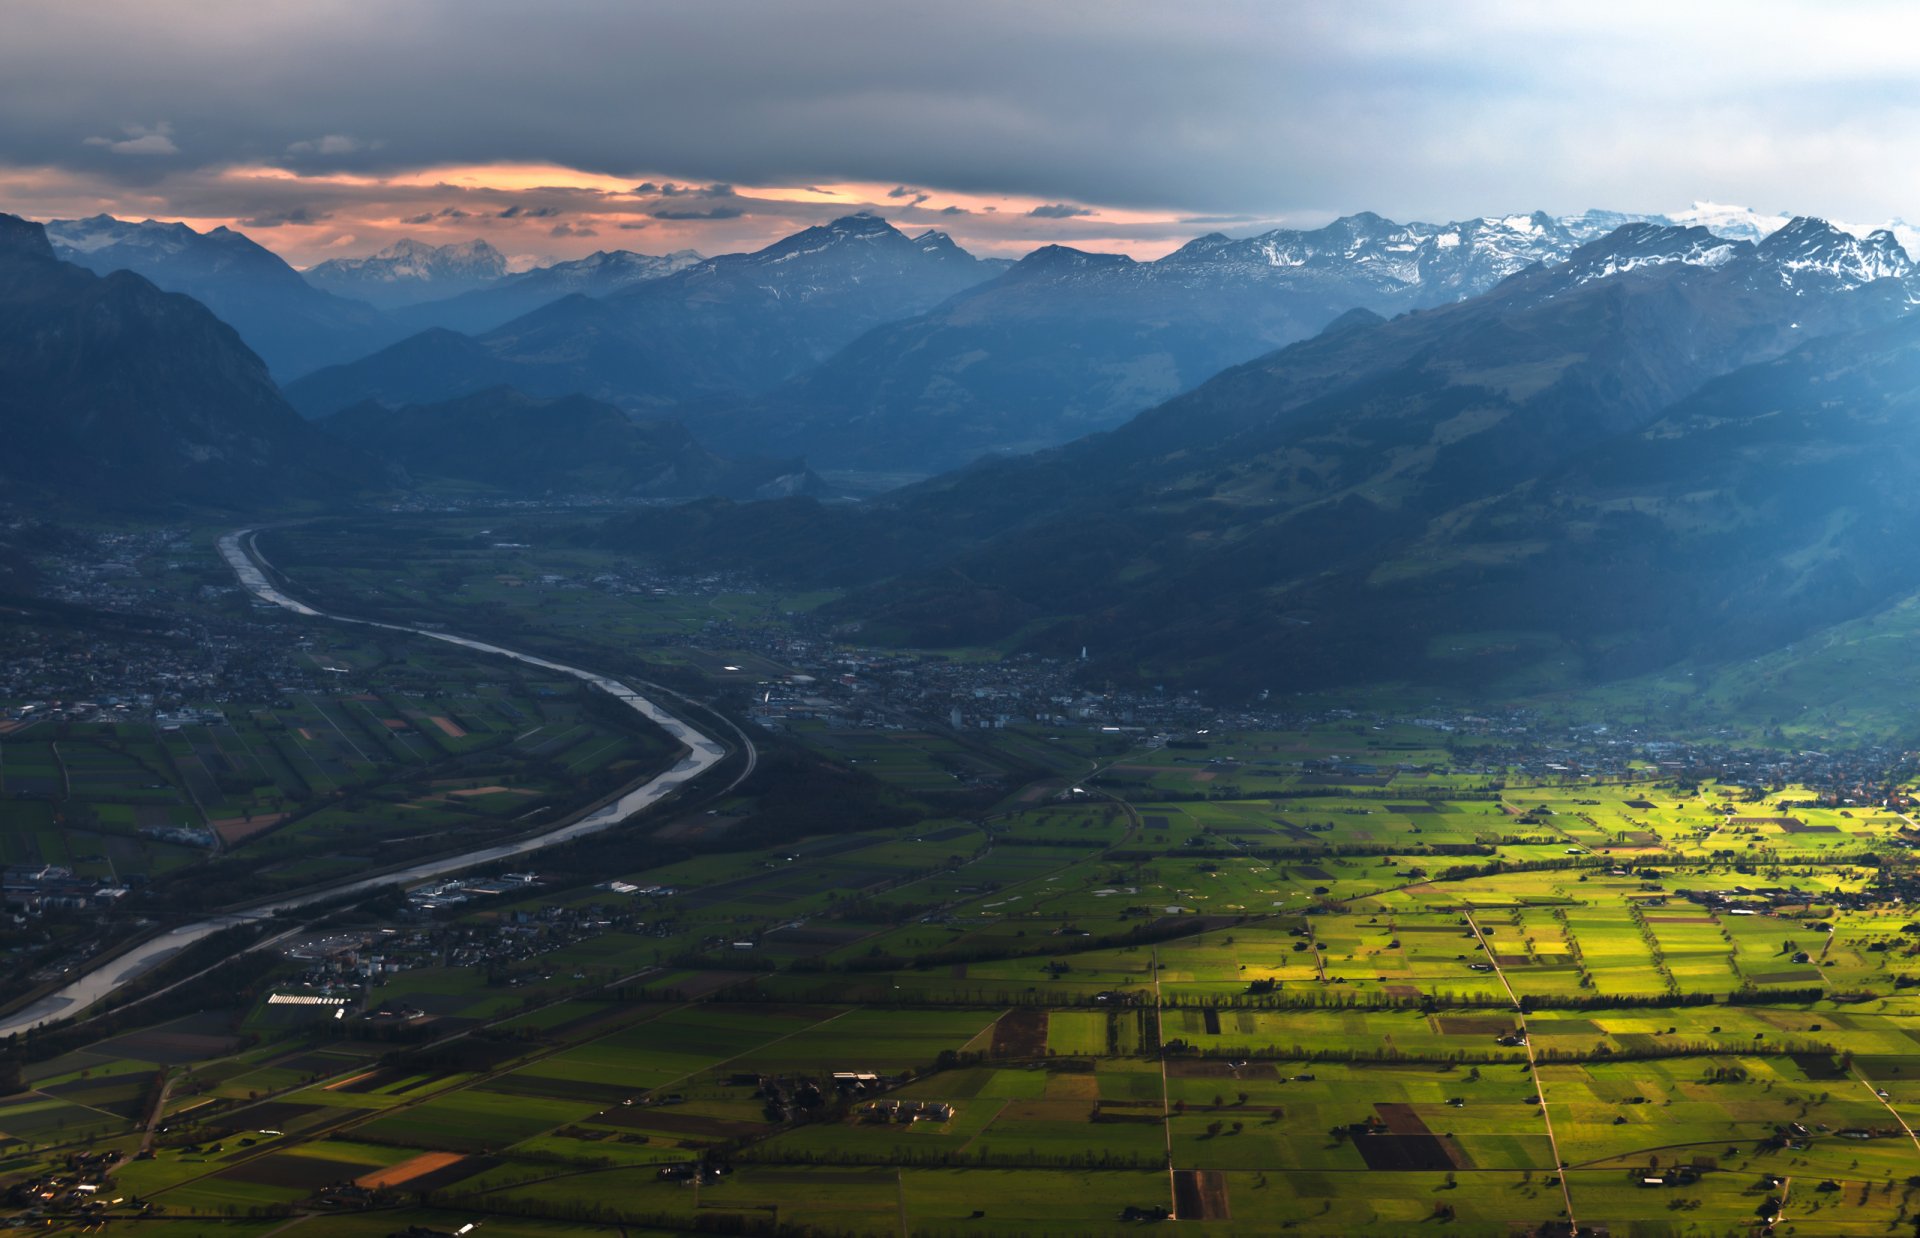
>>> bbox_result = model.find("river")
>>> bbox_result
[0,528,729,1038]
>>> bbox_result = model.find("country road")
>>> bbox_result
[0,527,741,1039]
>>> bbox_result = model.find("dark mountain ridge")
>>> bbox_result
[320,386,822,501]
[284,215,1005,418]
[389,247,705,335]
[0,214,384,509]
[45,215,400,378]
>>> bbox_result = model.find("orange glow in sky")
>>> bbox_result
[5,159,1272,268]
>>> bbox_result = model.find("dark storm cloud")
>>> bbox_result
[12,0,1920,249]
[403,207,473,223]
[650,182,733,198]
[239,205,329,227]
[650,206,744,220]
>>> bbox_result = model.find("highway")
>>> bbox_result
[0,527,737,1038]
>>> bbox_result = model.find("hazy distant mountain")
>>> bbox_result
[305,238,511,309]
[1376,309,1920,684]
[320,386,822,500]
[45,215,399,378]
[700,211,1606,473]
[0,214,384,507]
[285,214,1005,417]
[392,247,705,334]
[708,209,1920,476]
[1626,201,1920,256]
[601,218,1920,695]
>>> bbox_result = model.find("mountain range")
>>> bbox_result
[1,214,798,510]
[278,204,1920,477]
[388,247,705,335]
[596,216,1920,698]
[46,201,1920,480]
[44,220,705,381]
[693,211,1605,473]
[28,196,1920,710]
[282,214,1008,418]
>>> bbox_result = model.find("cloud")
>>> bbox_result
[402,206,472,223]
[82,122,177,156]
[939,204,970,215]
[649,181,733,199]
[550,221,597,237]
[26,2,1920,263]
[240,205,330,227]
[1028,203,1094,218]
[497,204,561,218]
[649,205,743,220]
[286,133,365,155]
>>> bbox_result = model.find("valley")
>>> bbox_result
[7,516,1920,1235]
[10,14,1920,1230]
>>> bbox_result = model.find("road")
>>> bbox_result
[0,527,739,1038]
[1463,910,1580,1233]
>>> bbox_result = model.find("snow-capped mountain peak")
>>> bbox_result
[361,238,507,280]
[1753,216,1914,287]
[45,214,208,256]
[1664,202,1793,245]
[911,229,965,257]
[523,247,703,282]
[1560,223,1749,285]
[1144,210,1580,300]
[303,237,512,308]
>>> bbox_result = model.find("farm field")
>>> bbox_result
[12,743,1920,1235]
[12,523,1920,1235]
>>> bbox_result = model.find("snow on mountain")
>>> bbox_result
[1551,216,1915,295]
[46,214,197,254]
[1556,209,1667,242]
[309,238,509,285]
[47,215,280,274]
[385,246,709,334]
[1752,217,1915,288]
[657,213,992,299]
[1148,210,1581,301]
[1664,202,1793,244]
[1559,223,1748,285]
[305,238,512,309]
[510,247,704,290]
[1651,202,1920,258]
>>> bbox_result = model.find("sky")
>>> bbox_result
[7,0,1920,267]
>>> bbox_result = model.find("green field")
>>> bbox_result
[14,521,1920,1235]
